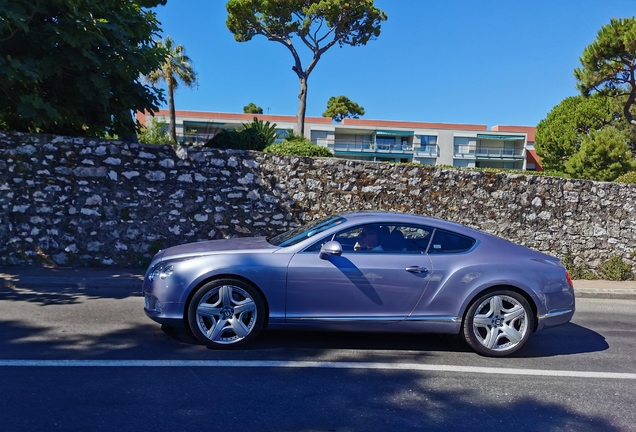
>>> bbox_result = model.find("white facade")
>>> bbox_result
[143,110,535,171]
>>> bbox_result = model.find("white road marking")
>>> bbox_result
[0,359,634,379]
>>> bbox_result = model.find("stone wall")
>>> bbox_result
[1,131,635,271]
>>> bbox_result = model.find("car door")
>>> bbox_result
[411,228,479,315]
[285,223,434,323]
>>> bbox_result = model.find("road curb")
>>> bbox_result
[573,289,636,300]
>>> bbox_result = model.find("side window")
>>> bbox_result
[396,225,433,253]
[334,226,366,252]
[428,229,475,254]
[327,224,433,254]
[304,234,334,252]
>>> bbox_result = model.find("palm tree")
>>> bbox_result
[146,36,197,142]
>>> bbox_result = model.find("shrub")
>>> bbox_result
[562,254,594,280]
[243,117,279,147]
[204,117,280,151]
[282,129,303,141]
[599,255,633,281]
[614,171,636,183]
[264,139,333,157]
[205,128,266,151]
[137,117,175,145]
[563,126,636,181]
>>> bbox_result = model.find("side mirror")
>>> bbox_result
[319,240,343,259]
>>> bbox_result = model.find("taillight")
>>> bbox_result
[565,270,574,287]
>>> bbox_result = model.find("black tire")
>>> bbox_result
[188,278,266,349]
[462,289,534,357]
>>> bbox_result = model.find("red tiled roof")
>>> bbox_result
[342,118,488,131]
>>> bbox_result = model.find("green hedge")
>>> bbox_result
[263,140,333,157]
[599,255,633,281]
[614,171,636,183]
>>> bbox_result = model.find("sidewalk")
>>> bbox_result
[1,267,636,300]
[569,279,636,300]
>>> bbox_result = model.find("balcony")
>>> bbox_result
[329,140,375,153]
[376,142,413,154]
[453,146,475,159]
[475,147,524,159]
[313,139,415,155]
[414,145,439,157]
[177,133,215,144]
[454,145,524,159]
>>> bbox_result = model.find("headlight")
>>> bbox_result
[161,265,174,279]
[149,266,161,281]
[148,264,175,281]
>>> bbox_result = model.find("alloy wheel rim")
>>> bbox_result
[196,285,257,344]
[472,294,528,352]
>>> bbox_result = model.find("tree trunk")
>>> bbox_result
[296,76,308,136]
[119,110,139,143]
[625,89,636,127]
[168,79,177,143]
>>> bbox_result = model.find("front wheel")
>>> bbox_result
[462,290,534,357]
[188,279,265,349]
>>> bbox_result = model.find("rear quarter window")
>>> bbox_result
[428,229,476,254]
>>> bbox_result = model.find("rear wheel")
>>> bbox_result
[462,290,534,357]
[188,278,265,349]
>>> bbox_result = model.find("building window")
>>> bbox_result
[454,137,475,156]
[334,134,372,143]
[376,136,396,145]
[418,135,437,145]
[275,129,288,143]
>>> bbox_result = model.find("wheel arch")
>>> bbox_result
[183,273,271,330]
[461,284,539,332]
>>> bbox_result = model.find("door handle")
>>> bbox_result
[405,266,429,273]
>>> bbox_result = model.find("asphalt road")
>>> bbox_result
[0,284,635,431]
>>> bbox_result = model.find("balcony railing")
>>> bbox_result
[414,145,440,157]
[454,145,524,159]
[376,143,413,153]
[453,146,475,158]
[313,139,418,155]
[177,133,216,144]
[475,147,524,159]
[328,140,375,152]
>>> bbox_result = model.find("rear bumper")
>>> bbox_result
[536,307,575,331]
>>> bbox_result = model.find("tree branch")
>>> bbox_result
[268,35,305,78]
[0,0,42,42]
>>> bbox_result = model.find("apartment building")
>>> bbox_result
[138,110,541,171]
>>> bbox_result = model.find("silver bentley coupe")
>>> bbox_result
[143,212,575,356]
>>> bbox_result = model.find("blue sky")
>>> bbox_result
[153,1,635,128]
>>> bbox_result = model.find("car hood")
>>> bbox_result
[159,236,279,261]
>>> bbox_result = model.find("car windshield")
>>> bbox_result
[267,215,346,247]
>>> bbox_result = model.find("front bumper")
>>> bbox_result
[143,293,186,327]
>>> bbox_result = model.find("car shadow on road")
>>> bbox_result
[250,329,471,353]
[0,284,142,306]
[161,322,609,359]
[242,322,609,358]
[513,322,609,358]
